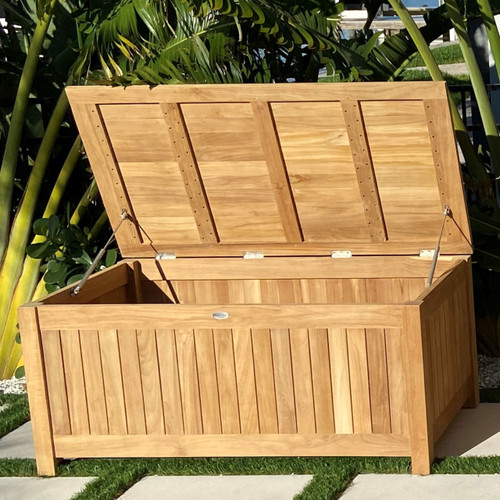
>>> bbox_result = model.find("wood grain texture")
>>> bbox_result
[19,307,57,475]
[341,100,387,242]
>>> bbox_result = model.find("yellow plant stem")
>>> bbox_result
[0,0,58,260]
[0,137,81,378]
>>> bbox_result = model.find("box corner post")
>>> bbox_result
[464,258,479,408]
[18,306,57,476]
[402,304,434,475]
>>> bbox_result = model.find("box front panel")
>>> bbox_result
[40,326,408,446]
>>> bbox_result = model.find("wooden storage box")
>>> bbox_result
[21,82,478,476]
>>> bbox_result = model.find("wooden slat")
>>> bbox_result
[19,307,57,476]
[161,103,218,243]
[59,330,89,435]
[341,100,387,242]
[116,329,146,434]
[156,329,184,434]
[68,103,141,249]
[193,329,222,434]
[289,329,316,434]
[80,330,109,435]
[251,329,278,433]
[175,329,203,434]
[37,304,405,330]
[328,328,354,433]
[365,329,391,434]
[41,330,71,435]
[424,98,471,245]
[309,329,335,433]
[55,432,411,458]
[270,329,297,434]
[137,329,165,434]
[385,329,409,435]
[232,328,260,434]
[98,329,128,435]
[347,329,372,433]
[66,81,449,104]
[251,101,303,242]
[213,329,240,434]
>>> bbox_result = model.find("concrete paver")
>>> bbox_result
[436,404,500,457]
[0,477,95,500]
[0,422,34,458]
[340,474,500,499]
[118,475,314,500]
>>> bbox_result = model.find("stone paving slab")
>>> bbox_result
[0,477,95,500]
[436,404,500,457]
[0,422,34,459]
[119,475,313,500]
[340,474,500,499]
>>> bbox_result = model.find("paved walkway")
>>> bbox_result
[1,404,500,499]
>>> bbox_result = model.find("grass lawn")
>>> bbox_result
[407,43,464,68]
[0,388,499,499]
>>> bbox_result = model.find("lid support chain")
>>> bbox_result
[426,205,451,287]
[71,209,128,296]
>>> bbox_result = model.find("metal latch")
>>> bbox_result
[331,251,352,258]
[243,251,264,259]
[156,252,176,260]
[72,209,128,296]
[426,205,451,287]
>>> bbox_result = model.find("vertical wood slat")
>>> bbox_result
[232,328,260,434]
[69,103,141,247]
[270,328,297,434]
[156,329,184,434]
[19,308,57,476]
[161,103,218,243]
[252,329,278,433]
[213,329,241,434]
[175,329,203,434]
[80,330,109,435]
[194,329,222,434]
[329,328,354,434]
[251,101,303,243]
[385,329,409,434]
[341,100,387,242]
[309,329,335,433]
[59,330,89,435]
[289,328,316,434]
[137,329,165,434]
[347,328,372,433]
[99,329,128,435]
[365,329,391,434]
[117,329,146,435]
[41,330,71,435]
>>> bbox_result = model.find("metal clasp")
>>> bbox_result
[426,205,451,287]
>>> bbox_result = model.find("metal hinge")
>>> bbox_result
[156,252,176,260]
[331,251,352,258]
[419,249,435,258]
[243,251,264,259]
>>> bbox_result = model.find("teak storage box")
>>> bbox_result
[21,82,478,476]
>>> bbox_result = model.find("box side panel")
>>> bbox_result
[36,304,409,460]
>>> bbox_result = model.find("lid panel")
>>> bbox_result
[182,103,287,243]
[271,101,370,242]
[66,82,472,257]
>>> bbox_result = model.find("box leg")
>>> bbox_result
[464,260,479,409]
[403,306,435,475]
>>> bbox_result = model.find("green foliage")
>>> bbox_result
[0,394,30,439]
[26,215,117,293]
[407,42,465,68]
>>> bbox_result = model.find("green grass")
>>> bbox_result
[407,43,465,68]
[0,394,30,439]
[0,389,498,499]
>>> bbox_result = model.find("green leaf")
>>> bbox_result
[15,332,21,344]
[33,218,49,236]
[67,273,84,285]
[44,261,68,285]
[74,250,93,267]
[14,366,25,379]
[105,248,118,267]
[27,241,54,259]
[45,283,60,293]
[47,215,60,239]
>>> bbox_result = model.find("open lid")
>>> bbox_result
[66,82,472,258]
